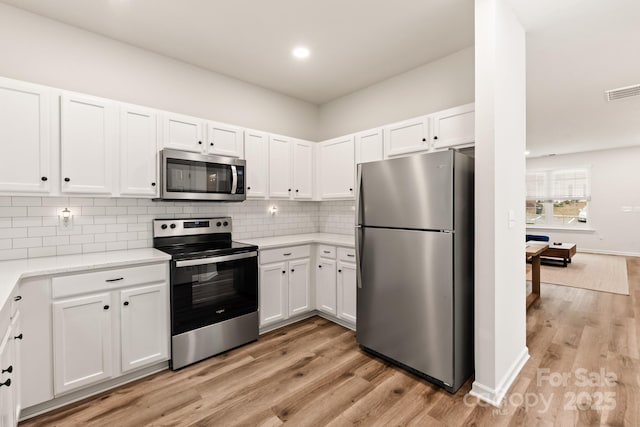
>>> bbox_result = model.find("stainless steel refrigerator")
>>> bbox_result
[355,149,474,393]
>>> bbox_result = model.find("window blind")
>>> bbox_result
[526,167,591,201]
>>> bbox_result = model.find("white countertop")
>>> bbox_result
[0,248,170,312]
[239,233,355,250]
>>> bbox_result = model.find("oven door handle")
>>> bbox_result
[175,251,257,267]
[231,165,238,194]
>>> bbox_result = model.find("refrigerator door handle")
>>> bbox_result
[355,225,363,288]
[355,164,363,225]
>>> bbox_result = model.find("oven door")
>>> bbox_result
[160,149,245,201]
[171,251,258,335]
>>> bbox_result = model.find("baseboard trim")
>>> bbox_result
[469,346,529,407]
[578,248,640,257]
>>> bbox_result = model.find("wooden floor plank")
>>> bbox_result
[20,256,640,427]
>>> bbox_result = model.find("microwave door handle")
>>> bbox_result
[231,165,238,194]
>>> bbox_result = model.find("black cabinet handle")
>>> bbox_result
[282,270,286,274]
[210,142,214,146]
[123,301,129,306]
[41,176,48,182]
[198,141,202,145]
[151,182,156,186]
[1,366,12,374]
[318,265,322,269]
[247,186,251,190]
[434,136,439,140]
[13,296,21,302]
[288,189,291,192]
[295,189,299,193]
[349,188,353,191]
[14,334,22,340]
[422,138,426,142]
[0,379,11,388]
[291,269,295,273]
[64,177,70,182]
[103,305,110,310]
[105,277,124,282]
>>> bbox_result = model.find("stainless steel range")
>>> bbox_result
[153,217,258,370]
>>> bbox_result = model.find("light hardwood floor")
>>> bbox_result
[21,257,640,426]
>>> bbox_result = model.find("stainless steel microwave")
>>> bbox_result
[159,149,246,201]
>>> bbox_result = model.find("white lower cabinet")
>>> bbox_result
[316,257,337,316]
[0,327,15,427]
[49,263,169,397]
[120,284,169,373]
[52,293,113,395]
[316,246,357,326]
[259,246,311,328]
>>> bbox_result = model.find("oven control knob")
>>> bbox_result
[170,223,176,229]
[223,221,229,227]
[161,224,168,230]
[216,222,222,227]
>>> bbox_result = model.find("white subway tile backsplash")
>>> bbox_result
[0,197,355,261]
[13,237,42,249]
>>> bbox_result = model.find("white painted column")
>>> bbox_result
[471,0,529,406]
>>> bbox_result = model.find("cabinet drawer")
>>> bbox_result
[52,263,167,298]
[338,247,356,262]
[259,245,311,264]
[318,245,336,259]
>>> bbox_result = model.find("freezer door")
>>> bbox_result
[357,150,453,230]
[356,227,453,385]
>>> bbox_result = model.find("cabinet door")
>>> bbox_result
[355,128,384,164]
[319,136,355,199]
[316,258,337,315]
[206,121,243,158]
[0,78,51,193]
[53,293,113,395]
[288,258,310,316]
[0,327,15,427]
[383,116,430,157]
[432,103,475,150]
[61,93,116,194]
[337,262,357,324]
[259,262,288,327]
[119,104,159,197]
[268,135,292,198]
[292,139,313,199]
[244,130,269,198]
[162,112,203,153]
[120,284,169,373]
[10,311,21,423]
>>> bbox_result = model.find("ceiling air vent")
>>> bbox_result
[605,84,640,101]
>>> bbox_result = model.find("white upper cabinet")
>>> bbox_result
[355,128,384,164]
[431,103,475,150]
[162,112,204,153]
[383,115,430,158]
[244,129,269,198]
[206,121,243,158]
[60,93,116,194]
[268,135,292,198]
[319,135,355,199]
[292,139,313,199]
[119,104,159,197]
[0,78,51,194]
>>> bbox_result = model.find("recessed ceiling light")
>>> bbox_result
[292,46,310,60]
[524,150,530,155]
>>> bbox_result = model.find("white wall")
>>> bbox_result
[472,0,528,406]
[526,146,640,256]
[317,47,475,140]
[0,3,319,141]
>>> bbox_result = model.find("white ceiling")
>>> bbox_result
[510,0,640,156]
[0,0,474,105]
[3,0,639,156]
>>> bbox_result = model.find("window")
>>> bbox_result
[526,167,591,227]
